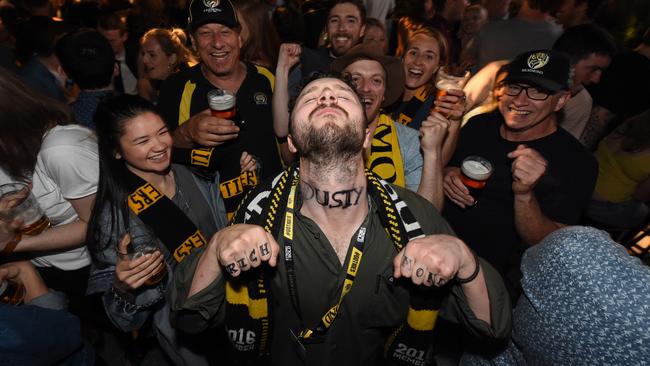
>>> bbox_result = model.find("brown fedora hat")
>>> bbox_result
[330,44,405,107]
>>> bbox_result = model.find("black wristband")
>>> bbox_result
[455,250,480,284]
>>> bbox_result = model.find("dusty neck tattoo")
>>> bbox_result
[300,181,364,209]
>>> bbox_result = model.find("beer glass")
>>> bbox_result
[435,66,471,97]
[0,182,50,236]
[0,279,26,305]
[460,156,493,205]
[207,89,236,119]
[120,231,167,286]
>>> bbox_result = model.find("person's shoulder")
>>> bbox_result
[551,128,594,158]
[464,110,502,131]
[232,169,290,223]
[246,62,275,90]
[386,183,453,235]
[390,183,428,205]
[41,125,97,149]
[163,64,201,86]
[392,117,419,138]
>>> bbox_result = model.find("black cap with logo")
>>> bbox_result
[188,0,240,32]
[504,50,571,93]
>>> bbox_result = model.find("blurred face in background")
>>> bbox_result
[326,2,365,56]
[462,6,488,34]
[482,0,511,19]
[571,53,611,93]
[447,0,470,22]
[98,28,127,55]
[363,24,387,54]
[141,38,177,80]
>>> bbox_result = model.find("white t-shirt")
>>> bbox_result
[560,88,593,143]
[0,124,98,270]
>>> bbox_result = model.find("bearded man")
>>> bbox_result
[169,73,511,365]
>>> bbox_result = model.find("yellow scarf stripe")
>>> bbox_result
[127,183,164,214]
[172,230,207,262]
[254,65,275,92]
[414,84,431,101]
[225,280,269,319]
[366,114,405,188]
[366,171,406,249]
[178,80,196,126]
[406,308,439,331]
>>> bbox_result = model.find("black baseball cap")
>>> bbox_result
[188,0,240,32]
[504,50,571,93]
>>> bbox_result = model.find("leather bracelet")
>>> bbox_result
[456,250,480,284]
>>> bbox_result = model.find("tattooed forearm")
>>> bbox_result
[580,105,615,149]
[300,181,364,209]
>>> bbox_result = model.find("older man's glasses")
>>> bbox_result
[497,84,551,101]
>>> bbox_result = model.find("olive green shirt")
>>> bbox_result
[169,184,511,365]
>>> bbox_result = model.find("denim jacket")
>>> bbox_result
[86,164,227,364]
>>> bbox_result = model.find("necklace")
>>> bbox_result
[175,185,191,212]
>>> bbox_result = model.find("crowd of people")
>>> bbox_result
[0,0,648,365]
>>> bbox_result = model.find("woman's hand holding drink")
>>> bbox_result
[433,66,470,120]
[114,232,167,292]
[0,182,50,255]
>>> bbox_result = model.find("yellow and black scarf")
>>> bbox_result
[367,114,406,188]
[394,85,432,127]
[124,170,207,263]
[225,166,441,364]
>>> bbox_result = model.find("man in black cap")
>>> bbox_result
[157,0,283,219]
[442,49,598,295]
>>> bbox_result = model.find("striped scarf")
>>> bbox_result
[224,166,441,364]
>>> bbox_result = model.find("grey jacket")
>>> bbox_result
[87,164,227,365]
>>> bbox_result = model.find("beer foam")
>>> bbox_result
[461,158,493,180]
[435,80,460,91]
[207,90,236,110]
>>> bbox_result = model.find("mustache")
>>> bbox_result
[332,32,352,39]
[309,104,349,120]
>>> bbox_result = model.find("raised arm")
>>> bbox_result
[418,111,449,210]
[272,43,302,165]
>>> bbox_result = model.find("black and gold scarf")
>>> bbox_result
[394,85,432,127]
[224,166,442,364]
[124,170,206,263]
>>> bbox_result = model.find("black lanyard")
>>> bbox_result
[283,176,369,341]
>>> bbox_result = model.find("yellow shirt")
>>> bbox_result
[594,141,650,202]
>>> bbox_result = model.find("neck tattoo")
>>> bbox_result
[300,181,364,209]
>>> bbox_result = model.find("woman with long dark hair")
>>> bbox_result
[86,94,228,364]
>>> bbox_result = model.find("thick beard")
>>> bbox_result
[292,118,365,182]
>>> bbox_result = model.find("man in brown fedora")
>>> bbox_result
[330,43,465,209]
